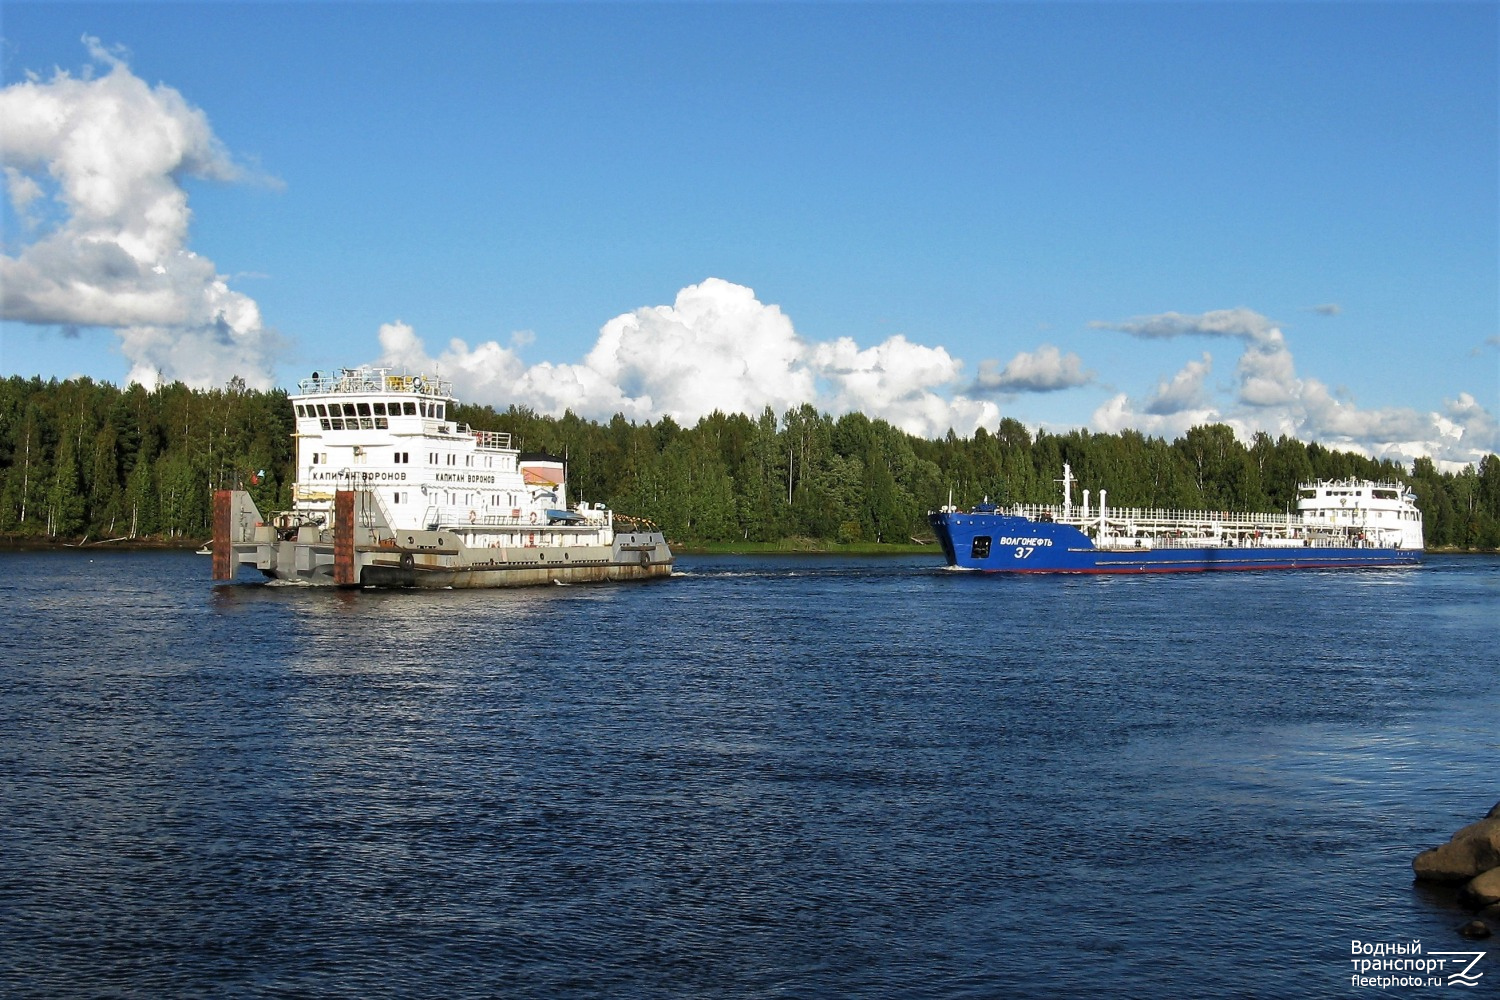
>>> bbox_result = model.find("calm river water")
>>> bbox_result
[2,550,1496,998]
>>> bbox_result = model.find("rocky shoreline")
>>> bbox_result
[1413,801,1500,940]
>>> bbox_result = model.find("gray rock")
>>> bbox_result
[1457,920,1491,940]
[1413,817,1500,884]
[1461,867,1500,907]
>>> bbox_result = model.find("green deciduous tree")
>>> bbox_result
[46,424,86,538]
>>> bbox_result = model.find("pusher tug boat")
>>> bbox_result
[211,367,673,588]
[929,463,1423,574]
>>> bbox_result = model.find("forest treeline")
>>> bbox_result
[3,374,1498,549]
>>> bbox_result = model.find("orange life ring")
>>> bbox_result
[468,509,477,523]
[529,511,538,524]
[527,532,536,547]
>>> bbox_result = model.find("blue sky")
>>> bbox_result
[2,2,1496,468]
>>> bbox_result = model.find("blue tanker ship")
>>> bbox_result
[929,465,1423,574]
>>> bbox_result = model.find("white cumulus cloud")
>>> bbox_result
[373,278,1000,438]
[0,38,280,388]
[1088,308,1499,470]
[971,344,1093,395]
[1144,352,1213,416]
[579,278,816,421]
[1091,306,1280,346]
[1235,330,1300,409]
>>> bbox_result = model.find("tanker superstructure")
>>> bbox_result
[929,463,1423,574]
[211,367,673,587]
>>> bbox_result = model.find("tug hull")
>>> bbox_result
[214,489,673,588]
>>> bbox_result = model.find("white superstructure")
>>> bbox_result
[1294,479,1425,551]
[288,367,606,545]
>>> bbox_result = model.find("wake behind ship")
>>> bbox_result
[929,464,1423,574]
[211,367,673,588]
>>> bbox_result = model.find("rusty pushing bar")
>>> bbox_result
[212,490,234,581]
[334,490,356,586]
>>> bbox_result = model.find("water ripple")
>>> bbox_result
[2,551,1496,998]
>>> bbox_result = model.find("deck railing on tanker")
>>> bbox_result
[1011,502,1299,531]
[1119,531,1375,551]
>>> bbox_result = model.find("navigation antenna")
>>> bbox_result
[1056,463,1074,516]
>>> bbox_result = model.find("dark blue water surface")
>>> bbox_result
[1,551,1496,998]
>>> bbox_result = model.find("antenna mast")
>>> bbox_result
[1056,463,1074,516]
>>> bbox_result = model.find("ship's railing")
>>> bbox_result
[1008,502,1301,531]
[426,506,608,529]
[461,427,513,451]
[1299,478,1411,493]
[296,367,453,398]
[1107,531,1387,550]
